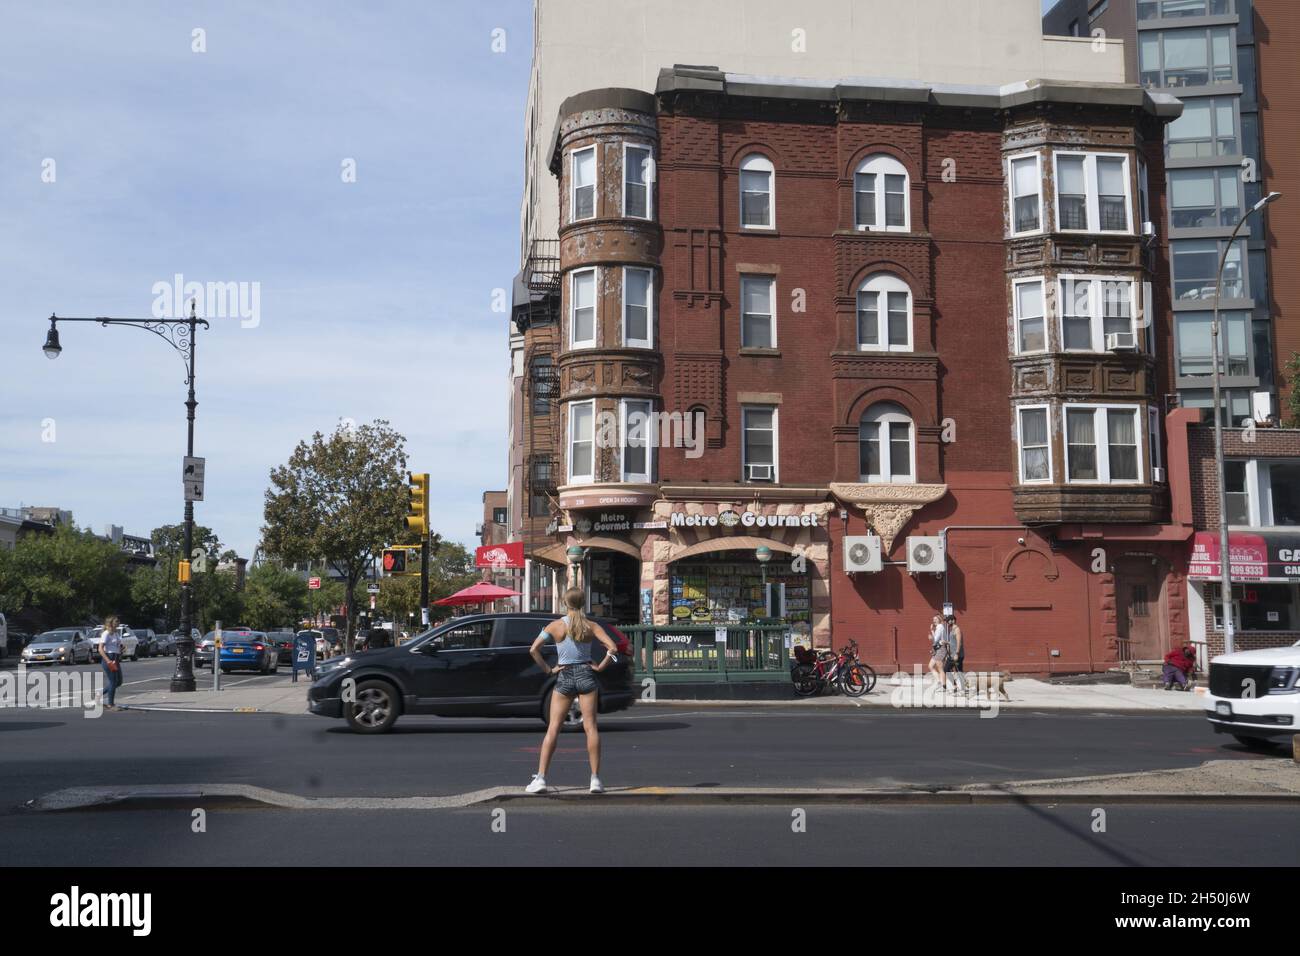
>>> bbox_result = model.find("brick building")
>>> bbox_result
[503,63,1207,674]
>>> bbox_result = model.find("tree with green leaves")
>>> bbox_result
[242,563,309,632]
[262,419,409,651]
[1283,351,1300,428]
[130,523,236,632]
[427,538,480,617]
[0,525,131,625]
[304,573,346,623]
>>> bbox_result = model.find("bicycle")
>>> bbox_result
[791,639,876,697]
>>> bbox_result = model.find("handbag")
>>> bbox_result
[106,657,119,673]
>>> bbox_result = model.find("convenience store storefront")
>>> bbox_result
[1187,530,1300,654]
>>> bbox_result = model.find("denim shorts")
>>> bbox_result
[554,662,598,697]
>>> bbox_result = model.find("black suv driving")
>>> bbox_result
[307,612,636,733]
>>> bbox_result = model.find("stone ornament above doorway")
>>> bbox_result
[829,483,947,552]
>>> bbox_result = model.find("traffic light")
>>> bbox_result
[382,548,407,575]
[406,472,429,538]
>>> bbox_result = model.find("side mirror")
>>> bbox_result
[421,639,442,655]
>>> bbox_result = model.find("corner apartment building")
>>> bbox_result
[509,0,1133,620]
[1044,0,1297,425]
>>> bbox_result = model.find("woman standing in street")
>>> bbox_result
[99,615,124,711]
[526,588,619,795]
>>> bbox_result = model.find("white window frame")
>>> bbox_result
[1012,276,1047,354]
[739,154,775,231]
[567,400,596,485]
[619,399,653,483]
[1007,151,1044,237]
[622,266,653,349]
[1056,274,1138,352]
[1017,404,1053,484]
[854,154,910,232]
[859,403,916,484]
[569,267,597,350]
[1052,151,1133,234]
[1062,404,1145,485]
[570,145,597,224]
[741,405,779,483]
[1227,459,1300,528]
[856,273,913,352]
[622,142,654,220]
[740,275,777,349]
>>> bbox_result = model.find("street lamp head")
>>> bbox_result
[1253,191,1282,213]
[42,318,61,360]
[755,545,772,564]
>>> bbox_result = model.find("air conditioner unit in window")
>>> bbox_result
[1153,466,1166,484]
[1105,331,1138,352]
[907,536,946,574]
[745,464,774,482]
[842,536,882,574]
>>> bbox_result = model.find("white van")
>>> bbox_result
[1202,641,1300,747]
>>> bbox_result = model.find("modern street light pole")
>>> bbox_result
[1210,190,1281,656]
[41,302,210,690]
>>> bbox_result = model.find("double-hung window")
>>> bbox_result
[742,406,777,483]
[1017,406,1052,483]
[1064,405,1143,483]
[570,268,597,348]
[571,146,596,222]
[567,401,595,484]
[856,274,911,351]
[1008,153,1043,235]
[854,155,909,231]
[1014,278,1046,353]
[859,403,915,483]
[623,144,652,219]
[1058,276,1136,351]
[620,399,653,483]
[623,267,653,348]
[739,154,774,229]
[1054,152,1132,233]
[740,276,776,349]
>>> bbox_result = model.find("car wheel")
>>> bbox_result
[1232,734,1278,750]
[541,688,585,730]
[345,681,400,734]
[220,667,231,674]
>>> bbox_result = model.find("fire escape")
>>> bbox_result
[516,240,562,541]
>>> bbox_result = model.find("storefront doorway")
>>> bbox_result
[586,551,640,625]
[668,550,811,633]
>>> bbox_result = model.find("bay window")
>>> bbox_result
[1014,278,1046,353]
[568,401,595,484]
[1017,406,1052,483]
[624,144,652,219]
[1058,276,1137,351]
[1008,153,1043,235]
[623,267,653,348]
[620,399,653,482]
[1064,405,1143,483]
[571,146,596,222]
[570,268,597,348]
[1054,152,1132,233]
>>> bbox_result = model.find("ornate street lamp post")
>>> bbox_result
[1210,191,1280,655]
[41,302,209,691]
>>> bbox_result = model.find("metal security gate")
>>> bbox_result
[624,624,790,683]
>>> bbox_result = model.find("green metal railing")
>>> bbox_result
[623,623,791,683]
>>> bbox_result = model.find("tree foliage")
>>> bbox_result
[0,525,130,624]
[262,419,409,649]
[242,563,309,631]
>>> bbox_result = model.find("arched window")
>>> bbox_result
[739,154,775,229]
[854,154,909,231]
[856,273,912,351]
[859,403,915,483]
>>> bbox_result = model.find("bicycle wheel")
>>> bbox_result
[841,663,874,697]
[791,664,820,697]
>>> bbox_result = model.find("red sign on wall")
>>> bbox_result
[475,541,525,569]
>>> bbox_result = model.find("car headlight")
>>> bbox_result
[315,656,351,677]
[57,646,67,652]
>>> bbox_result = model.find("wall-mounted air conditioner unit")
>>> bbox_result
[842,536,882,574]
[1105,331,1138,352]
[907,536,946,574]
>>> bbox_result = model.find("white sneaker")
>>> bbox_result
[525,774,547,794]
[589,775,604,794]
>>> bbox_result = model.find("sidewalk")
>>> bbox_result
[116,671,1209,715]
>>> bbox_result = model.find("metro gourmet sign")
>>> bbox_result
[671,509,823,529]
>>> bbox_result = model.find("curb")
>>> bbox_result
[636,699,1204,716]
[26,782,1300,813]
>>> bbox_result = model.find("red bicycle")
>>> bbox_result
[791,640,876,697]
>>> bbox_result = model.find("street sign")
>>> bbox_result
[308,577,321,590]
[183,456,206,502]
[367,584,381,594]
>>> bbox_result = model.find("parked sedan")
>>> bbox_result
[20,629,93,665]
[308,612,635,733]
[212,629,279,674]
[88,626,140,662]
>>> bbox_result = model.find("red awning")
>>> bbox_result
[434,582,523,606]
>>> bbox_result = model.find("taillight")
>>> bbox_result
[254,644,265,651]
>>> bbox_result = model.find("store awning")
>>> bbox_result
[1188,530,1300,582]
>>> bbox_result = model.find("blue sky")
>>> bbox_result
[0,1,532,558]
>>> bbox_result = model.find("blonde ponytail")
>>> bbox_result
[562,587,592,643]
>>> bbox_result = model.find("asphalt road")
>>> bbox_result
[1,804,1295,867]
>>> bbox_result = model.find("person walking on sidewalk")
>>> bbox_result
[927,614,949,686]
[99,615,124,711]
[1162,643,1197,691]
[944,614,966,693]
[526,587,620,795]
